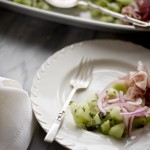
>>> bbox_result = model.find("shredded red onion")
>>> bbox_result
[121,107,130,131]
[121,106,148,115]
[107,98,120,104]
[104,102,139,110]
[127,98,142,105]
[119,91,125,102]
[128,116,134,137]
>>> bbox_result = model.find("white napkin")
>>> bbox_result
[0,77,35,150]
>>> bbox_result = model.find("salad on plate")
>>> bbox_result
[70,61,150,138]
[10,0,150,24]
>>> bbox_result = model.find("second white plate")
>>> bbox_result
[31,40,150,150]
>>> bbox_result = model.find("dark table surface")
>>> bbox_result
[0,6,150,150]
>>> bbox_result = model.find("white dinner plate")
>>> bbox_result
[31,40,150,150]
[0,0,149,32]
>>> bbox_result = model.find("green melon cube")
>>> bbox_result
[108,123,125,138]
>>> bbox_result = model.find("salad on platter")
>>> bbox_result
[10,0,150,24]
[70,61,150,138]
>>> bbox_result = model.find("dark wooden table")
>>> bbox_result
[0,7,149,150]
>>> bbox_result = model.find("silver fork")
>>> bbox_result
[44,57,93,143]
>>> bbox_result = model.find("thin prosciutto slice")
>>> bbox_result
[121,0,150,22]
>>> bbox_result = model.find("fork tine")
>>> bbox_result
[76,58,93,84]
[77,57,89,81]
[82,58,93,83]
[73,57,86,80]
[87,58,93,79]
[71,57,93,88]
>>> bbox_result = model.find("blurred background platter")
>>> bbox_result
[0,0,149,32]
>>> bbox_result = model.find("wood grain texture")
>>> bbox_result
[0,6,149,150]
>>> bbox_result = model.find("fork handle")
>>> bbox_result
[44,88,77,143]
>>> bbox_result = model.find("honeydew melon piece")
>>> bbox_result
[108,123,125,138]
[133,116,147,128]
[101,120,110,134]
[112,81,128,94]
[106,88,117,99]
[110,107,123,123]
